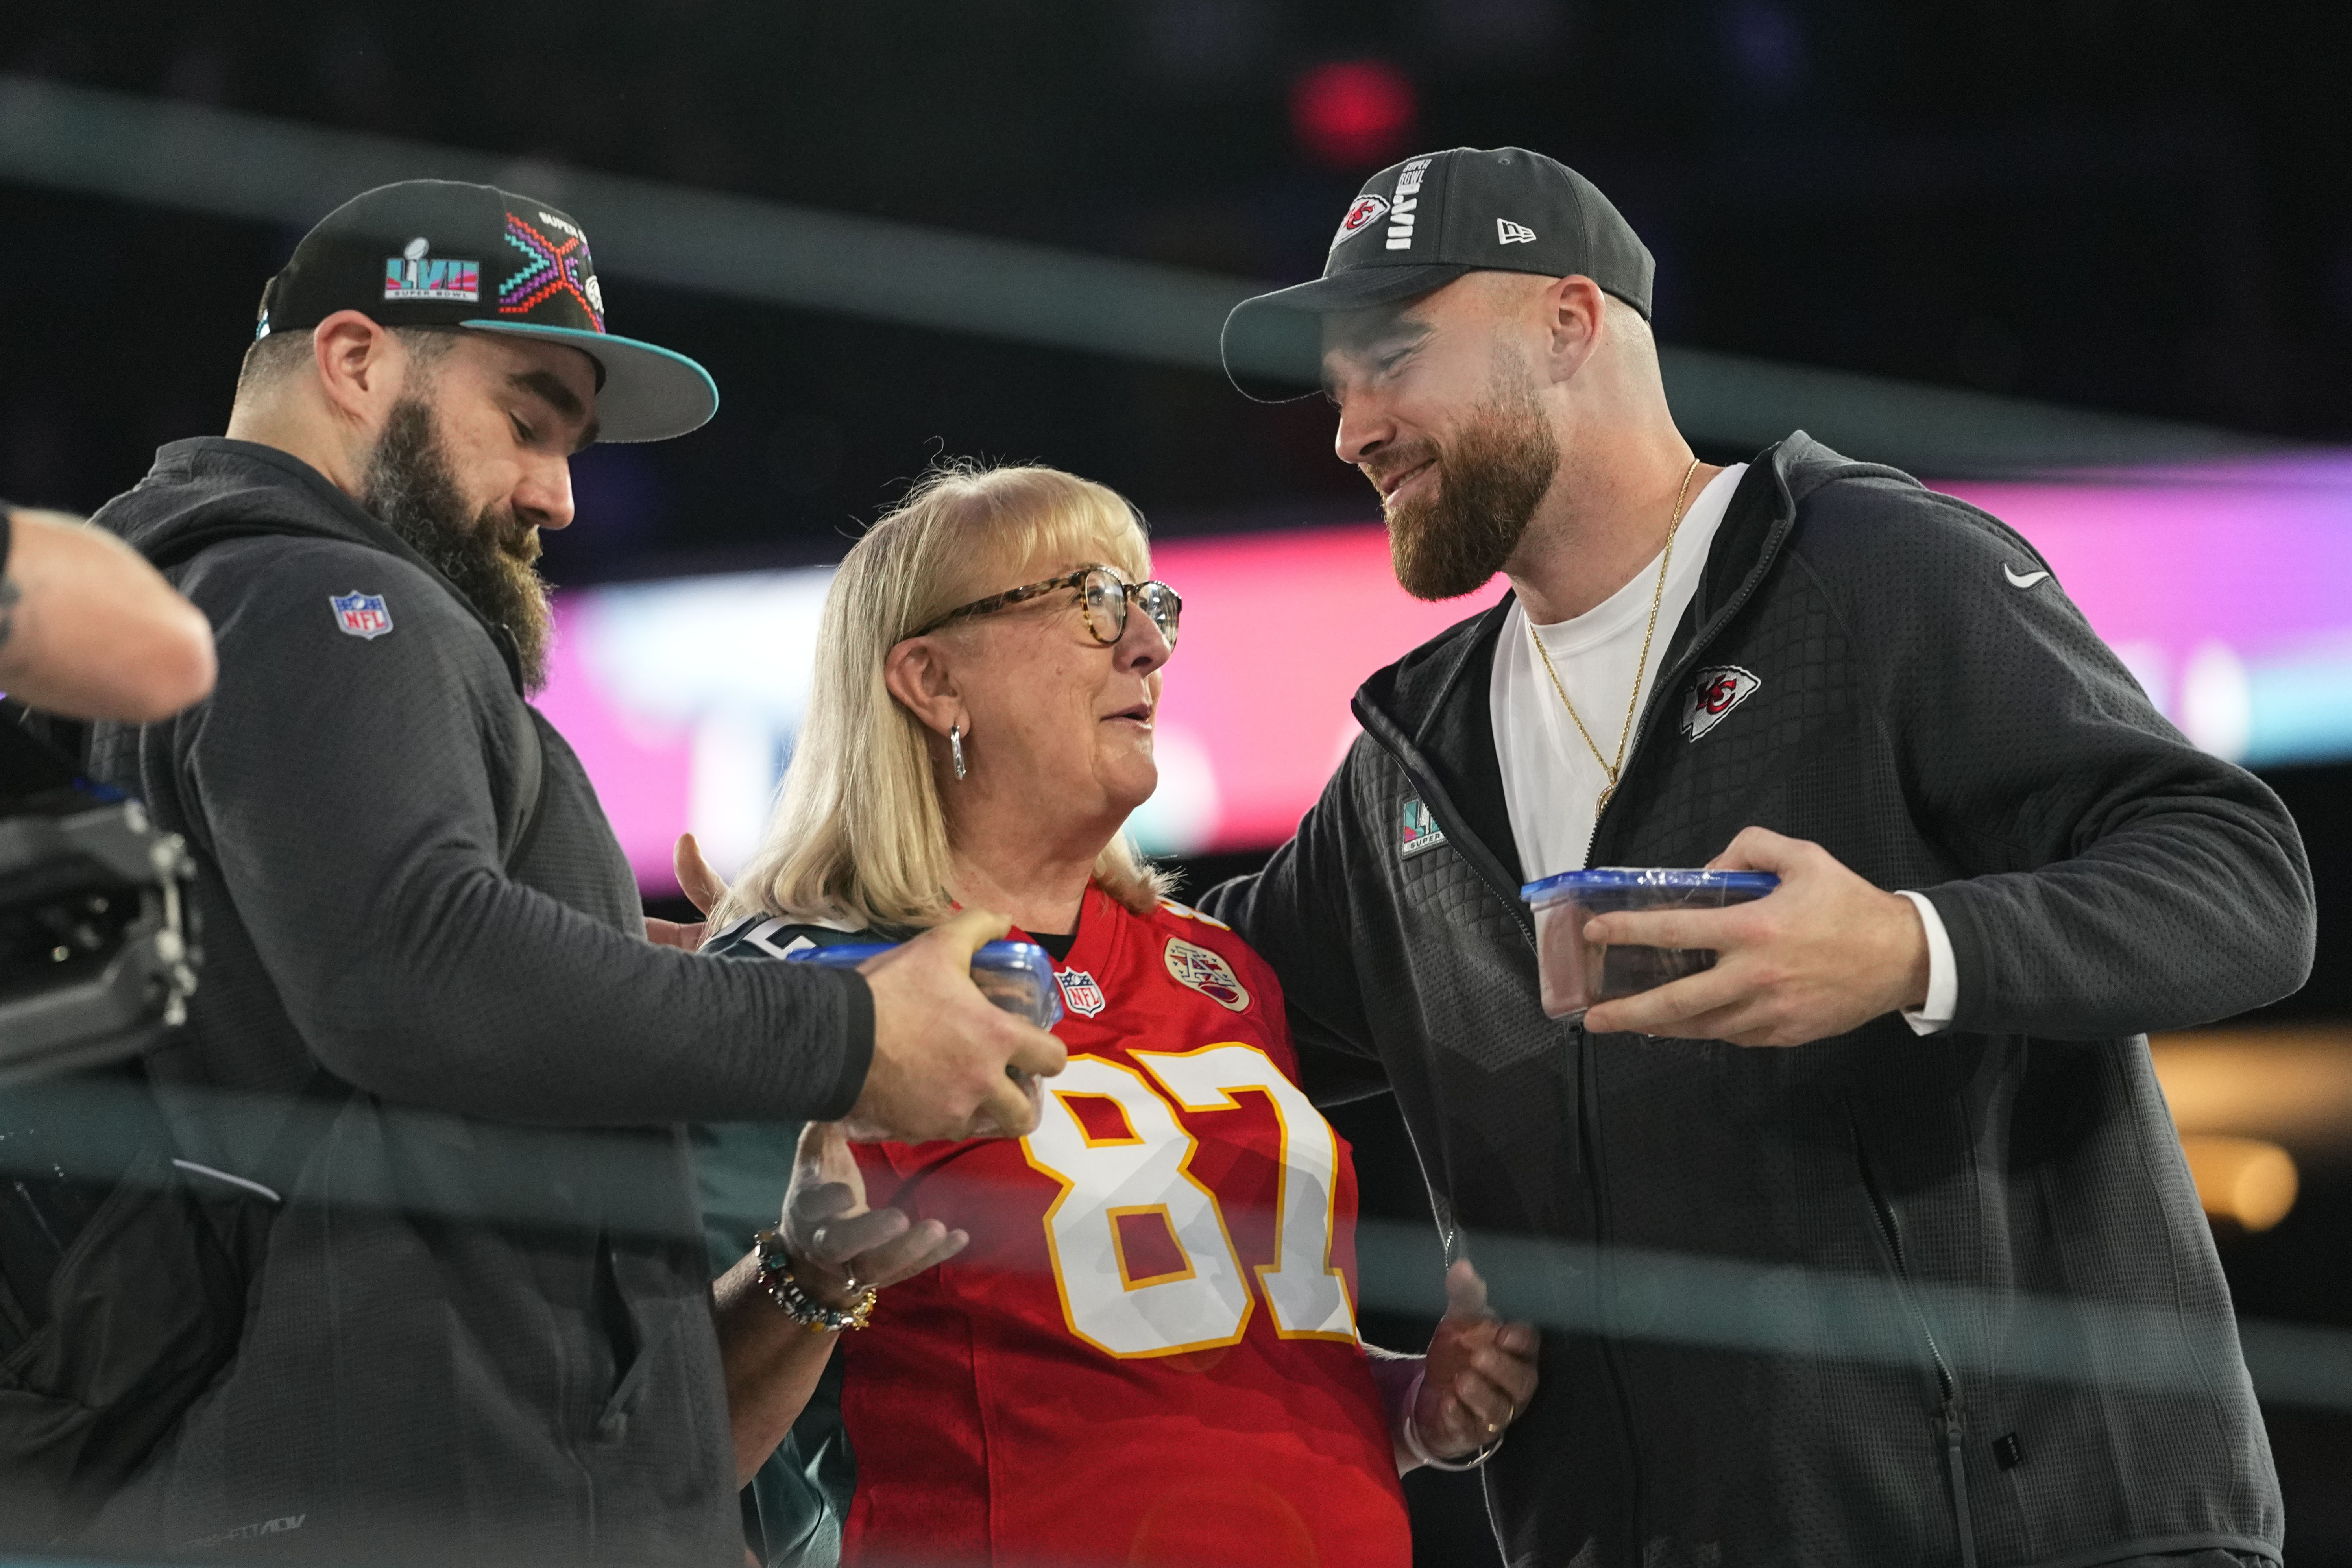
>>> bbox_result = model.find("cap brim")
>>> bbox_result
[461,321,719,443]
[1219,263,1470,402]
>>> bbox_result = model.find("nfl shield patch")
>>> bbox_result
[1399,796,1448,859]
[330,591,393,640]
[1162,938,1251,1012]
[1055,968,1107,1018]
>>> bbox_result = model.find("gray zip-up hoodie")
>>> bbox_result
[79,438,871,1564]
[1203,435,2312,1568]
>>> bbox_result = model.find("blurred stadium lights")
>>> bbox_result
[2148,1027,2352,1230]
[2153,1026,2352,1157]
[2178,1136,2300,1232]
[1288,60,1418,167]
[549,466,2352,887]
[0,71,2290,475]
[1,1071,2347,1411]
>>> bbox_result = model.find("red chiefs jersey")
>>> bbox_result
[840,886,1410,1568]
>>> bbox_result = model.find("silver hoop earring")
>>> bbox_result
[949,723,968,781]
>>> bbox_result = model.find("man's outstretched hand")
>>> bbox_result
[848,909,1068,1142]
[645,833,730,951]
[641,834,1064,1137]
[1577,826,1930,1047]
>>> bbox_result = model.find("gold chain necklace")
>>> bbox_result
[1529,456,1702,816]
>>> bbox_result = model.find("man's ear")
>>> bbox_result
[1535,274,1608,386]
[310,310,403,430]
[883,635,963,737]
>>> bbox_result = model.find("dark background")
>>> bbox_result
[13,0,2352,569]
[9,0,2352,1560]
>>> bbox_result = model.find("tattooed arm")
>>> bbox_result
[0,506,216,722]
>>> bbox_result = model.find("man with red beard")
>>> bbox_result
[46,182,1061,1564]
[1204,147,2310,1568]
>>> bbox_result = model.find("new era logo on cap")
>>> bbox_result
[1498,219,1537,244]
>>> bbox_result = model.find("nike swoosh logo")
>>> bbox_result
[2004,565,2051,589]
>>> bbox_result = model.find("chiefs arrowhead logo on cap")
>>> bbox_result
[1330,192,1391,250]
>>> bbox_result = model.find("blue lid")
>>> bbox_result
[785,939,1051,970]
[785,938,1064,1029]
[1521,866,1781,901]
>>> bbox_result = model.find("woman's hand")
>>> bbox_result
[1411,1260,1540,1462]
[781,1122,968,1307]
[645,833,730,951]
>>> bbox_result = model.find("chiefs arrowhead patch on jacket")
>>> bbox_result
[1682,665,1761,741]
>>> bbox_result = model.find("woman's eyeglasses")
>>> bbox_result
[915,566,1182,649]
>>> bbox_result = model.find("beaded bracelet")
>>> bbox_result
[752,1228,877,1333]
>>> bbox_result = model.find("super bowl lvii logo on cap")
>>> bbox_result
[1384,156,1433,250]
[383,237,480,303]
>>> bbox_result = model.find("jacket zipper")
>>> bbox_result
[1558,476,1796,1551]
[1359,485,1797,1554]
[1854,1125,1979,1568]
[1349,717,1643,1552]
[1573,1010,1645,1547]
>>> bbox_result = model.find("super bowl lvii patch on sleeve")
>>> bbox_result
[1399,796,1448,858]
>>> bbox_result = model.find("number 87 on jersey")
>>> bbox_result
[1021,1043,1360,1358]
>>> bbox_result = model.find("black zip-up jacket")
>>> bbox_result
[78,439,872,1564]
[1201,435,2313,1568]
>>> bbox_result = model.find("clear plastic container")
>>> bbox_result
[785,938,1065,1031]
[1521,867,1780,1023]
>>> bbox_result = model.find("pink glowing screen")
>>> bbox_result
[536,459,2352,894]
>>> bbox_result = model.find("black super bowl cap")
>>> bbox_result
[255,179,716,443]
[1221,147,1655,400]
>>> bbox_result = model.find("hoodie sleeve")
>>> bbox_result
[1800,477,2314,1039]
[1201,742,1392,1106]
[174,539,872,1125]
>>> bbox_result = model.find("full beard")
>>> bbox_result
[1382,351,1561,602]
[360,398,554,692]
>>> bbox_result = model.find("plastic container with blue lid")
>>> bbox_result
[1520,868,1780,1023]
[785,938,1065,1031]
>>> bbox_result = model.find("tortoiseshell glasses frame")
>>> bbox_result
[913,565,1182,648]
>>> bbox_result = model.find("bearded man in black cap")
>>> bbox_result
[1203,147,2311,1568]
[39,182,1063,1564]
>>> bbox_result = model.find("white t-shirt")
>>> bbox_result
[1492,464,1745,883]
[1489,463,1956,1030]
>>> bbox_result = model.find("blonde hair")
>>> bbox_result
[711,461,1175,934]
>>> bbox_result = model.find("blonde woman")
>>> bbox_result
[697,463,1538,1567]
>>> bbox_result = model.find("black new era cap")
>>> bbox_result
[1221,147,1655,400]
[257,180,717,443]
